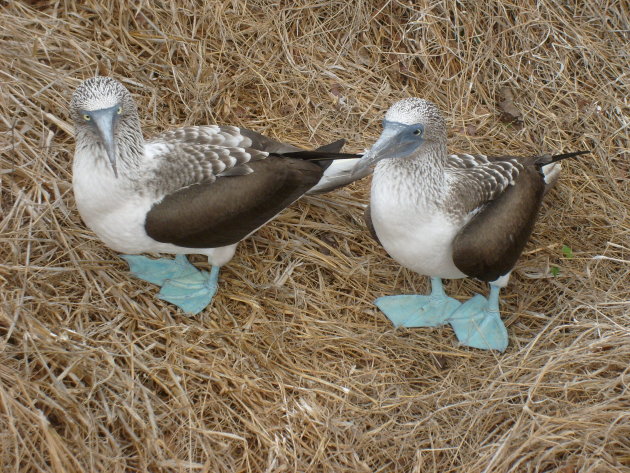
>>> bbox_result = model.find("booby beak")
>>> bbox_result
[91,107,119,178]
[351,121,424,178]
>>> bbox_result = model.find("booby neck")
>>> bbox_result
[75,123,144,178]
[373,139,449,206]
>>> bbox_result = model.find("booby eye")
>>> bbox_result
[412,129,422,136]
[116,107,122,115]
[83,114,91,121]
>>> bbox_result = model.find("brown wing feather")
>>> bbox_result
[145,156,323,248]
[237,128,302,153]
[363,204,381,244]
[452,165,545,282]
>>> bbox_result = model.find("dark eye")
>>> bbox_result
[412,129,422,135]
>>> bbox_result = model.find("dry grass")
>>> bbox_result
[1,1,629,472]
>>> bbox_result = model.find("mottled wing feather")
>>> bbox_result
[152,125,254,148]
[145,156,324,248]
[450,155,545,282]
[144,125,271,196]
[447,154,524,215]
[447,153,490,168]
[144,142,267,196]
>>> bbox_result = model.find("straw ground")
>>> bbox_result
[1,1,628,472]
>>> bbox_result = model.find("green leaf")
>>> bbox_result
[562,245,574,259]
[550,266,560,277]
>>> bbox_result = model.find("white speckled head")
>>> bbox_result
[351,98,448,176]
[71,77,143,178]
[70,77,134,115]
[385,98,441,124]
[385,98,446,143]
[70,76,141,141]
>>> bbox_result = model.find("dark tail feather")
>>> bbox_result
[537,150,589,194]
[275,138,362,161]
[314,139,346,153]
[278,150,362,161]
[543,150,590,164]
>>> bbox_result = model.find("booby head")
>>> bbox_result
[70,77,139,178]
[353,98,446,176]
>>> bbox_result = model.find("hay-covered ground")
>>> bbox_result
[1,1,628,472]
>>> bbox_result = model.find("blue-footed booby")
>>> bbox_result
[71,77,369,314]
[353,98,587,352]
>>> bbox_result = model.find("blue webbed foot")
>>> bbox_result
[375,278,461,328]
[447,285,508,352]
[158,265,219,315]
[121,254,219,315]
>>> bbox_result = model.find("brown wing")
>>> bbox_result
[363,204,381,244]
[145,156,323,248]
[452,164,545,282]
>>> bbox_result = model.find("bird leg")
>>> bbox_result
[375,277,461,328]
[447,284,508,352]
[121,254,219,315]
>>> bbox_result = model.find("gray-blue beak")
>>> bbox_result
[91,107,119,178]
[352,122,423,178]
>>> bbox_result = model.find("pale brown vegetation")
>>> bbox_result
[1,1,628,472]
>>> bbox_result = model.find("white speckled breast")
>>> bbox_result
[370,163,467,279]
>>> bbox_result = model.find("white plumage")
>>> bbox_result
[370,165,466,279]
